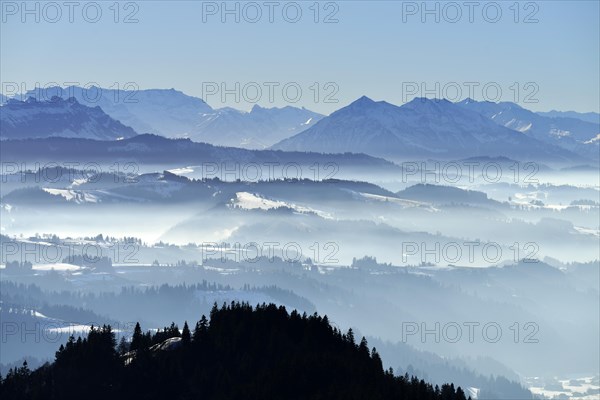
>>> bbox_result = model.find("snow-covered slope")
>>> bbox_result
[272,96,581,162]
[0,97,137,140]
[457,98,599,159]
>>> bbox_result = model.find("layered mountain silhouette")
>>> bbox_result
[194,104,323,148]
[0,134,397,173]
[18,86,323,148]
[537,110,599,124]
[457,98,599,158]
[272,97,585,162]
[0,97,136,141]
[3,87,597,163]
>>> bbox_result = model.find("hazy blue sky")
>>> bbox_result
[2,1,598,114]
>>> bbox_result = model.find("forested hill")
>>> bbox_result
[0,302,470,400]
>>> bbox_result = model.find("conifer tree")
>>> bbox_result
[182,321,191,345]
[130,322,143,351]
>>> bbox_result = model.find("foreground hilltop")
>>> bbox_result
[0,302,469,400]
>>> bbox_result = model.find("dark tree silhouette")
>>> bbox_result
[181,321,191,345]
[130,322,143,352]
[0,303,471,400]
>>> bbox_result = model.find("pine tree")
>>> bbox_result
[117,336,129,355]
[193,315,209,342]
[193,321,201,341]
[456,386,467,400]
[130,322,143,351]
[182,321,191,345]
[19,361,29,376]
[346,328,355,346]
[441,383,455,400]
[359,337,369,356]
[371,347,383,371]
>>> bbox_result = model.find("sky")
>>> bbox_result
[1,0,599,114]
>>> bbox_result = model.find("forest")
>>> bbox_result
[0,302,470,400]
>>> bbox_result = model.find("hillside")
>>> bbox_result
[0,302,470,400]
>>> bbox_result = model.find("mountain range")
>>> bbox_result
[537,110,600,124]
[272,96,588,162]
[2,87,598,163]
[457,98,599,158]
[14,86,323,148]
[194,104,323,148]
[0,97,137,141]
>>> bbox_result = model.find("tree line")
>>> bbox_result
[0,302,470,400]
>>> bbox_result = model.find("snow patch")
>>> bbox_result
[232,192,333,219]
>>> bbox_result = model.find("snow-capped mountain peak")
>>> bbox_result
[272,96,583,162]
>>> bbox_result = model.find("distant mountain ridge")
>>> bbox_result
[19,86,212,136]
[195,104,323,148]
[3,87,596,162]
[272,96,583,163]
[456,98,599,159]
[0,134,398,173]
[13,86,323,148]
[537,110,600,124]
[0,97,137,141]
[396,184,498,206]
